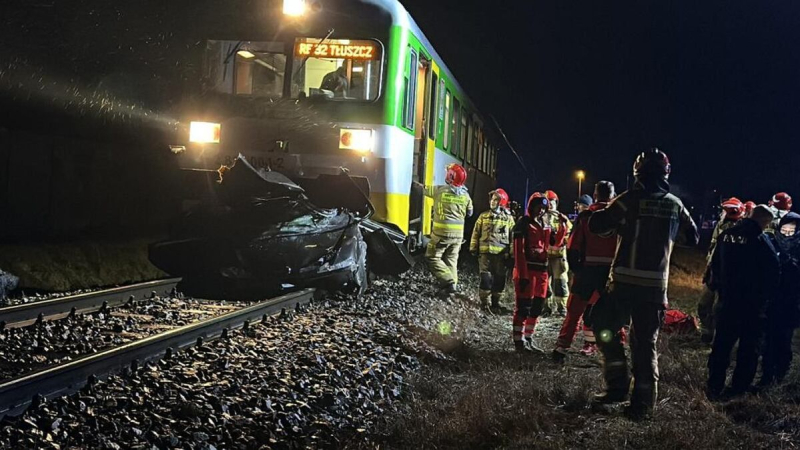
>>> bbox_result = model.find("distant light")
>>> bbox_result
[352,66,364,73]
[576,170,585,180]
[283,0,306,16]
[189,121,221,144]
[237,50,255,59]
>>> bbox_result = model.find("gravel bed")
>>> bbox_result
[0,296,237,381]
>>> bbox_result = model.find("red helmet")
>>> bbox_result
[721,197,745,220]
[527,192,549,215]
[772,192,792,211]
[744,201,756,216]
[633,147,671,179]
[490,188,509,207]
[544,190,559,202]
[445,163,467,187]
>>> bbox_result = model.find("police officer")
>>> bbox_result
[589,148,698,420]
[698,197,745,343]
[470,188,515,312]
[706,205,778,399]
[426,163,473,296]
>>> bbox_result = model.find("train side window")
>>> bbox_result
[443,90,451,150]
[428,71,438,138]
[450,97,459,155]
[466,117,474,165]
[403,48,418,130]
[460,108,468,160]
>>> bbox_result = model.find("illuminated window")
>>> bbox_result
[403,48,418,130]
[452,98,460,156]
[291,38,382,101]
[460,108,468,160]
[234,51,286,98]
[443,90,451,150]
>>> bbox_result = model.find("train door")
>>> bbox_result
[408,52,432,245]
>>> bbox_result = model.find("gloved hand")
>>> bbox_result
[517,278,530,290]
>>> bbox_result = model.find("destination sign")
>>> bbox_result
[294,40,379,60]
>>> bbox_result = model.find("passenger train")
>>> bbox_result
[170,0,506,247]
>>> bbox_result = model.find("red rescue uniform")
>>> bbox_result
[512,213,567,345]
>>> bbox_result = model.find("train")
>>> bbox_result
[168,0,506,249]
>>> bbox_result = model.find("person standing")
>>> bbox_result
[470,189,516,312]
[760,212,800,386]
[544,190,573,316]
[706,205,778,399]
[552,181,617,362]
[512,192,567,352]
[767,192,792,233]
[425,163,473,296]
[588,148,698,420]
[697,197,745,343]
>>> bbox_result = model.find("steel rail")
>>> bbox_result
[0,288,314,418]
[0,278,182,327]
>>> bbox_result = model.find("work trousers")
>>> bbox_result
[592,283,665,408]
[697,284,717,340]
[479,253,508,305]
[513,270,548,343]
[547,254,569,312]
[426,235,461,286]
[761,318,795,385]
[707,306,764,395]
[556,266,609,350]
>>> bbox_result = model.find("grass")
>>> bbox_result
[0,238,166,292]
[360,248,799,449]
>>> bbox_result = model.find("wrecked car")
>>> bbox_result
[149,155,412,299]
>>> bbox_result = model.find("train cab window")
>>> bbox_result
[428,72,438,138]
[403,48,418,129]
[443,90,452,150]
[291,38,382,101]
[206,40,285,97]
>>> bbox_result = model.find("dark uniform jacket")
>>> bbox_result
[588,180,699,290]
[772,212,800,327]
[708,218,780,317]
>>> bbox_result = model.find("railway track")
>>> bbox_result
[0,278,182,327]
[0,287,314,419]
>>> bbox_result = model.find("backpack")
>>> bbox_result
[662,309,699,334]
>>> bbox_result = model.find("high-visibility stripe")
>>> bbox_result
[433,222,464,230]
[585,256,614,263]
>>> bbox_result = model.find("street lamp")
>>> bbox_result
[576,170,585,197]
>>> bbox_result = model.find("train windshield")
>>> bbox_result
[291,38,382,101]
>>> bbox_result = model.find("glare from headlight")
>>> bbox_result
[283,0,306,16]
[189,121,221,144]
[339,128,373,153]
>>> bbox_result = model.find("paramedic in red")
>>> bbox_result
[512,192,568,353]
[588,149,698,421]
[552,181,617,362]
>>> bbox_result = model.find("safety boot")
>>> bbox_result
[625,383,657,421]
[551,348,567,364]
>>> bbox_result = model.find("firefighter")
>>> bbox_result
[744,201,756,218]
[698,197,745,343]
[552,181,617,362]
[706,205,778,399]
[760,212,800,386]
[768,192,792,233]
[544,190,573,316]
[589,148,698,420]
[470,188,516,312]
[512,192,568,353]
[425,164,473,296]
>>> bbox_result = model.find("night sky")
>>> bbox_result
[402,0,800,211]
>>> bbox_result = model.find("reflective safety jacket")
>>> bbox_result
[470,208,515,255]
[545,210,573,257]
[589,183,698,290]
[513,215,567,279]
[707,218,739,265]
[567,202,616,269]
[427,185,474,240]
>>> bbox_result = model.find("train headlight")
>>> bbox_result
[339,129,373,153]
[189,122,221,144]
[283,0,306,16]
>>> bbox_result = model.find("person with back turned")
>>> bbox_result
[706,205,778,399]
[588,148,698,421]
[425,163,473,297]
